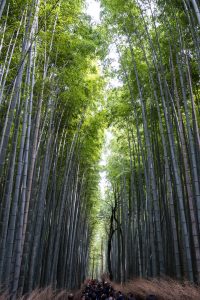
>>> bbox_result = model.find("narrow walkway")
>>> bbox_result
[79,280,157,300]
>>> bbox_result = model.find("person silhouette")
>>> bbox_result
[146,295,157,300]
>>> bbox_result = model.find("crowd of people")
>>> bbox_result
[67,279,157,300]
[81,280,123,300]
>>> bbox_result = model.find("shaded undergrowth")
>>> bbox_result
[0,287,81,300]
[1,278,200,299]
[113,278,200,300]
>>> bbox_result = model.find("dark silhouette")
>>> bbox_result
[128,293,136,300]
[117,291,124,300]
[146,295,157,300]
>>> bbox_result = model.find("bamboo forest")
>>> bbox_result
[0,0,200,299]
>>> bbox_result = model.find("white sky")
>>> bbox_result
[85,0,101,24]
[85,1,119,198]
[85,0,121,87]
[99,130,113,199]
